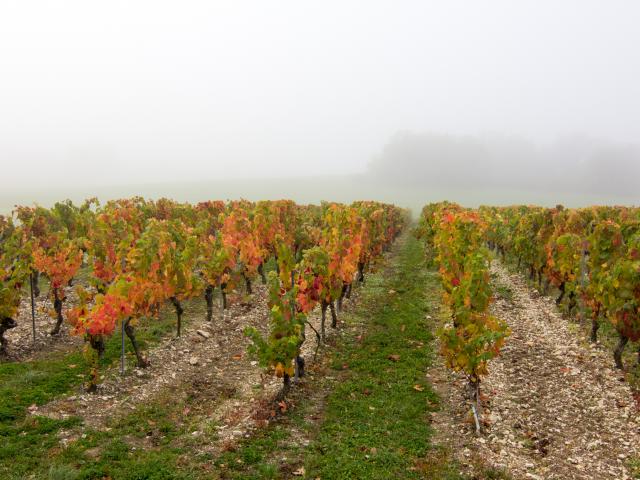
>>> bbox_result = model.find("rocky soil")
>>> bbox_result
[2,282,83,361]
[429,260,640,480]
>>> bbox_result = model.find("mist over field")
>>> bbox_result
[3,5,640,477]
[1,1,639,212]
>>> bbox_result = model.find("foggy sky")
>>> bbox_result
[1,1,640,192]
[368,132,640,197]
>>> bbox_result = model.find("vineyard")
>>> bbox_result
[417,202,640,479]
[2,197,640,479]
[1,197,417,479]
[0,198,404,381]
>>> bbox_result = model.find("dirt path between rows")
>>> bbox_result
[36,286,272,428]
[429,260,640,480]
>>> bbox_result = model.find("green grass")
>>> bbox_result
[46,389,208,480]
[26,355,241,479]
[302,235,463,479]
[0,296,207,479]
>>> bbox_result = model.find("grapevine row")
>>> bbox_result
[416,202,509,433]
[480,204,640,369]
[0,198,406,392]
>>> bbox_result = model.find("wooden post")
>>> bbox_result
[220,286,224,322]
[579,247,587,323]
[30,273,36,343]
[291,270,305,381]
[120,320,125,375]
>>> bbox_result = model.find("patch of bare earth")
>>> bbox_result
[36,285,272,426]
[429,260,640,480]
[2,283,83,361]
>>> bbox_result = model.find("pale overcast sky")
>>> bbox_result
[1,1,639,188]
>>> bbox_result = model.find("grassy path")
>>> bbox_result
[216,234,463,479]
[301,233,459,478]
